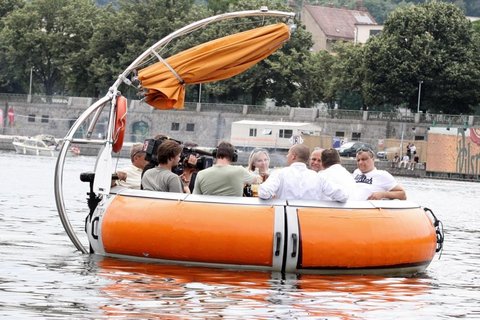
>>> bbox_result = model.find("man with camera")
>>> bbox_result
[141,134,170,178]
[141,139,189,193]
[193,141,260,197]
[141,135,213,192]
[175,142,215,193]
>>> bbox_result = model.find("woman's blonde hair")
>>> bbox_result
[248,148,270,172]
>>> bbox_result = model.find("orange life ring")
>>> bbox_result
[112,95,127,153]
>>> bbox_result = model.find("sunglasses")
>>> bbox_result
[356,146,374,156]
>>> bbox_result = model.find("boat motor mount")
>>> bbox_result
[80,172,105,218]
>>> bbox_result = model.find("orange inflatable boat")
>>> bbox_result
[53,9,443,276]
[85,188,443,275]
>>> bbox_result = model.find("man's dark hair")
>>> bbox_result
[157,140,182,164]
[215,141,235,161]
[321,148,341,169]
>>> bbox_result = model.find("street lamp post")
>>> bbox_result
[28,67,33,103]
[417,80,423,113]
[198,83,202,103]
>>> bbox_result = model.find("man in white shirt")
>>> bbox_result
[309,148,324,172]
[319,148,356,200]
[258,144,348,202]
[398,154,410,169]
[113,143,148,189]
[351,147,406,200]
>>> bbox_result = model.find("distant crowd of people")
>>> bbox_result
[111,135,407,202]
[391,142,420,170]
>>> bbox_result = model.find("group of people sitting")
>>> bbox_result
[392,142,421,170]
[113,138,406,202]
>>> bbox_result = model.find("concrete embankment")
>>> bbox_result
[0,134,423,177]
[2,134,478,182]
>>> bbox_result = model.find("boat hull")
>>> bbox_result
[13,141,57,156]
[86,190,438,275]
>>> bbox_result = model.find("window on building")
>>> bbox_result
[414,135,425,141]
[335,131,345,137]
[41,115,49,123]
[186,123,195,132]
[249,128,257,137]
[279,129,293,139]
[171,122,180,131]
[132,121,149,142]
[28,114,35,122]
[352,132,361,141]
[370,29,382,37]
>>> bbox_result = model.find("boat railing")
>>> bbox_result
[113,187,423,210]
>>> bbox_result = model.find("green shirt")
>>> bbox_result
[193,165,257,197]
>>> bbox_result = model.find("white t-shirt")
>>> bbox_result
[350,168,398,200]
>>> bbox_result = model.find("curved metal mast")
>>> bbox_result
[54,8,295,253]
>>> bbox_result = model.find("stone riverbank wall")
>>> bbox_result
[1,94,479,181]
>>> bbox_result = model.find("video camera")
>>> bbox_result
[142,136,213,174]
[174,146,214,175]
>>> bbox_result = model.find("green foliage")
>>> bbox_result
[0,0,99,95]
[473,20,480,34]
[0,0,25,93]
[1,0,479,114]
[327,42,366,109]
[205,0,238,14]
[87,0,204,96]
[362,2,480,113]
[0,0,24,19]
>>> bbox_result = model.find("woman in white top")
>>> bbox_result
[245,148,271,196]
[248,148,271,180]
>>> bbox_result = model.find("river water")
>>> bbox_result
[0,150,479,319]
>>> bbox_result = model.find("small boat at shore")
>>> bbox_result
[13,134,58,156]
[13,134,80,156]
[54,8,443,276]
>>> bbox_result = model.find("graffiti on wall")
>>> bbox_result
[426,127,480,175]
[456,128,480,175]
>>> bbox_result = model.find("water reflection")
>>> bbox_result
[95,257,435,319]
[1,152,480,319]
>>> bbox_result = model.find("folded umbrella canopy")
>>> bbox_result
[138,23,290,110]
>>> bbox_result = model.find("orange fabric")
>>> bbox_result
[138,23,290,110]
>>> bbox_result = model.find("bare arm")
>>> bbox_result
[111,170,127,187]
[367,184,406,200]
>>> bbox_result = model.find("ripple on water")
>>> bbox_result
[1,152,479,319]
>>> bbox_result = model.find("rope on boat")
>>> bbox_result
[424,207,444,257]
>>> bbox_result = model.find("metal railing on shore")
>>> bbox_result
[1,93,479,126]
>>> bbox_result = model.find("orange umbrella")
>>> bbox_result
[138,23,290,110]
